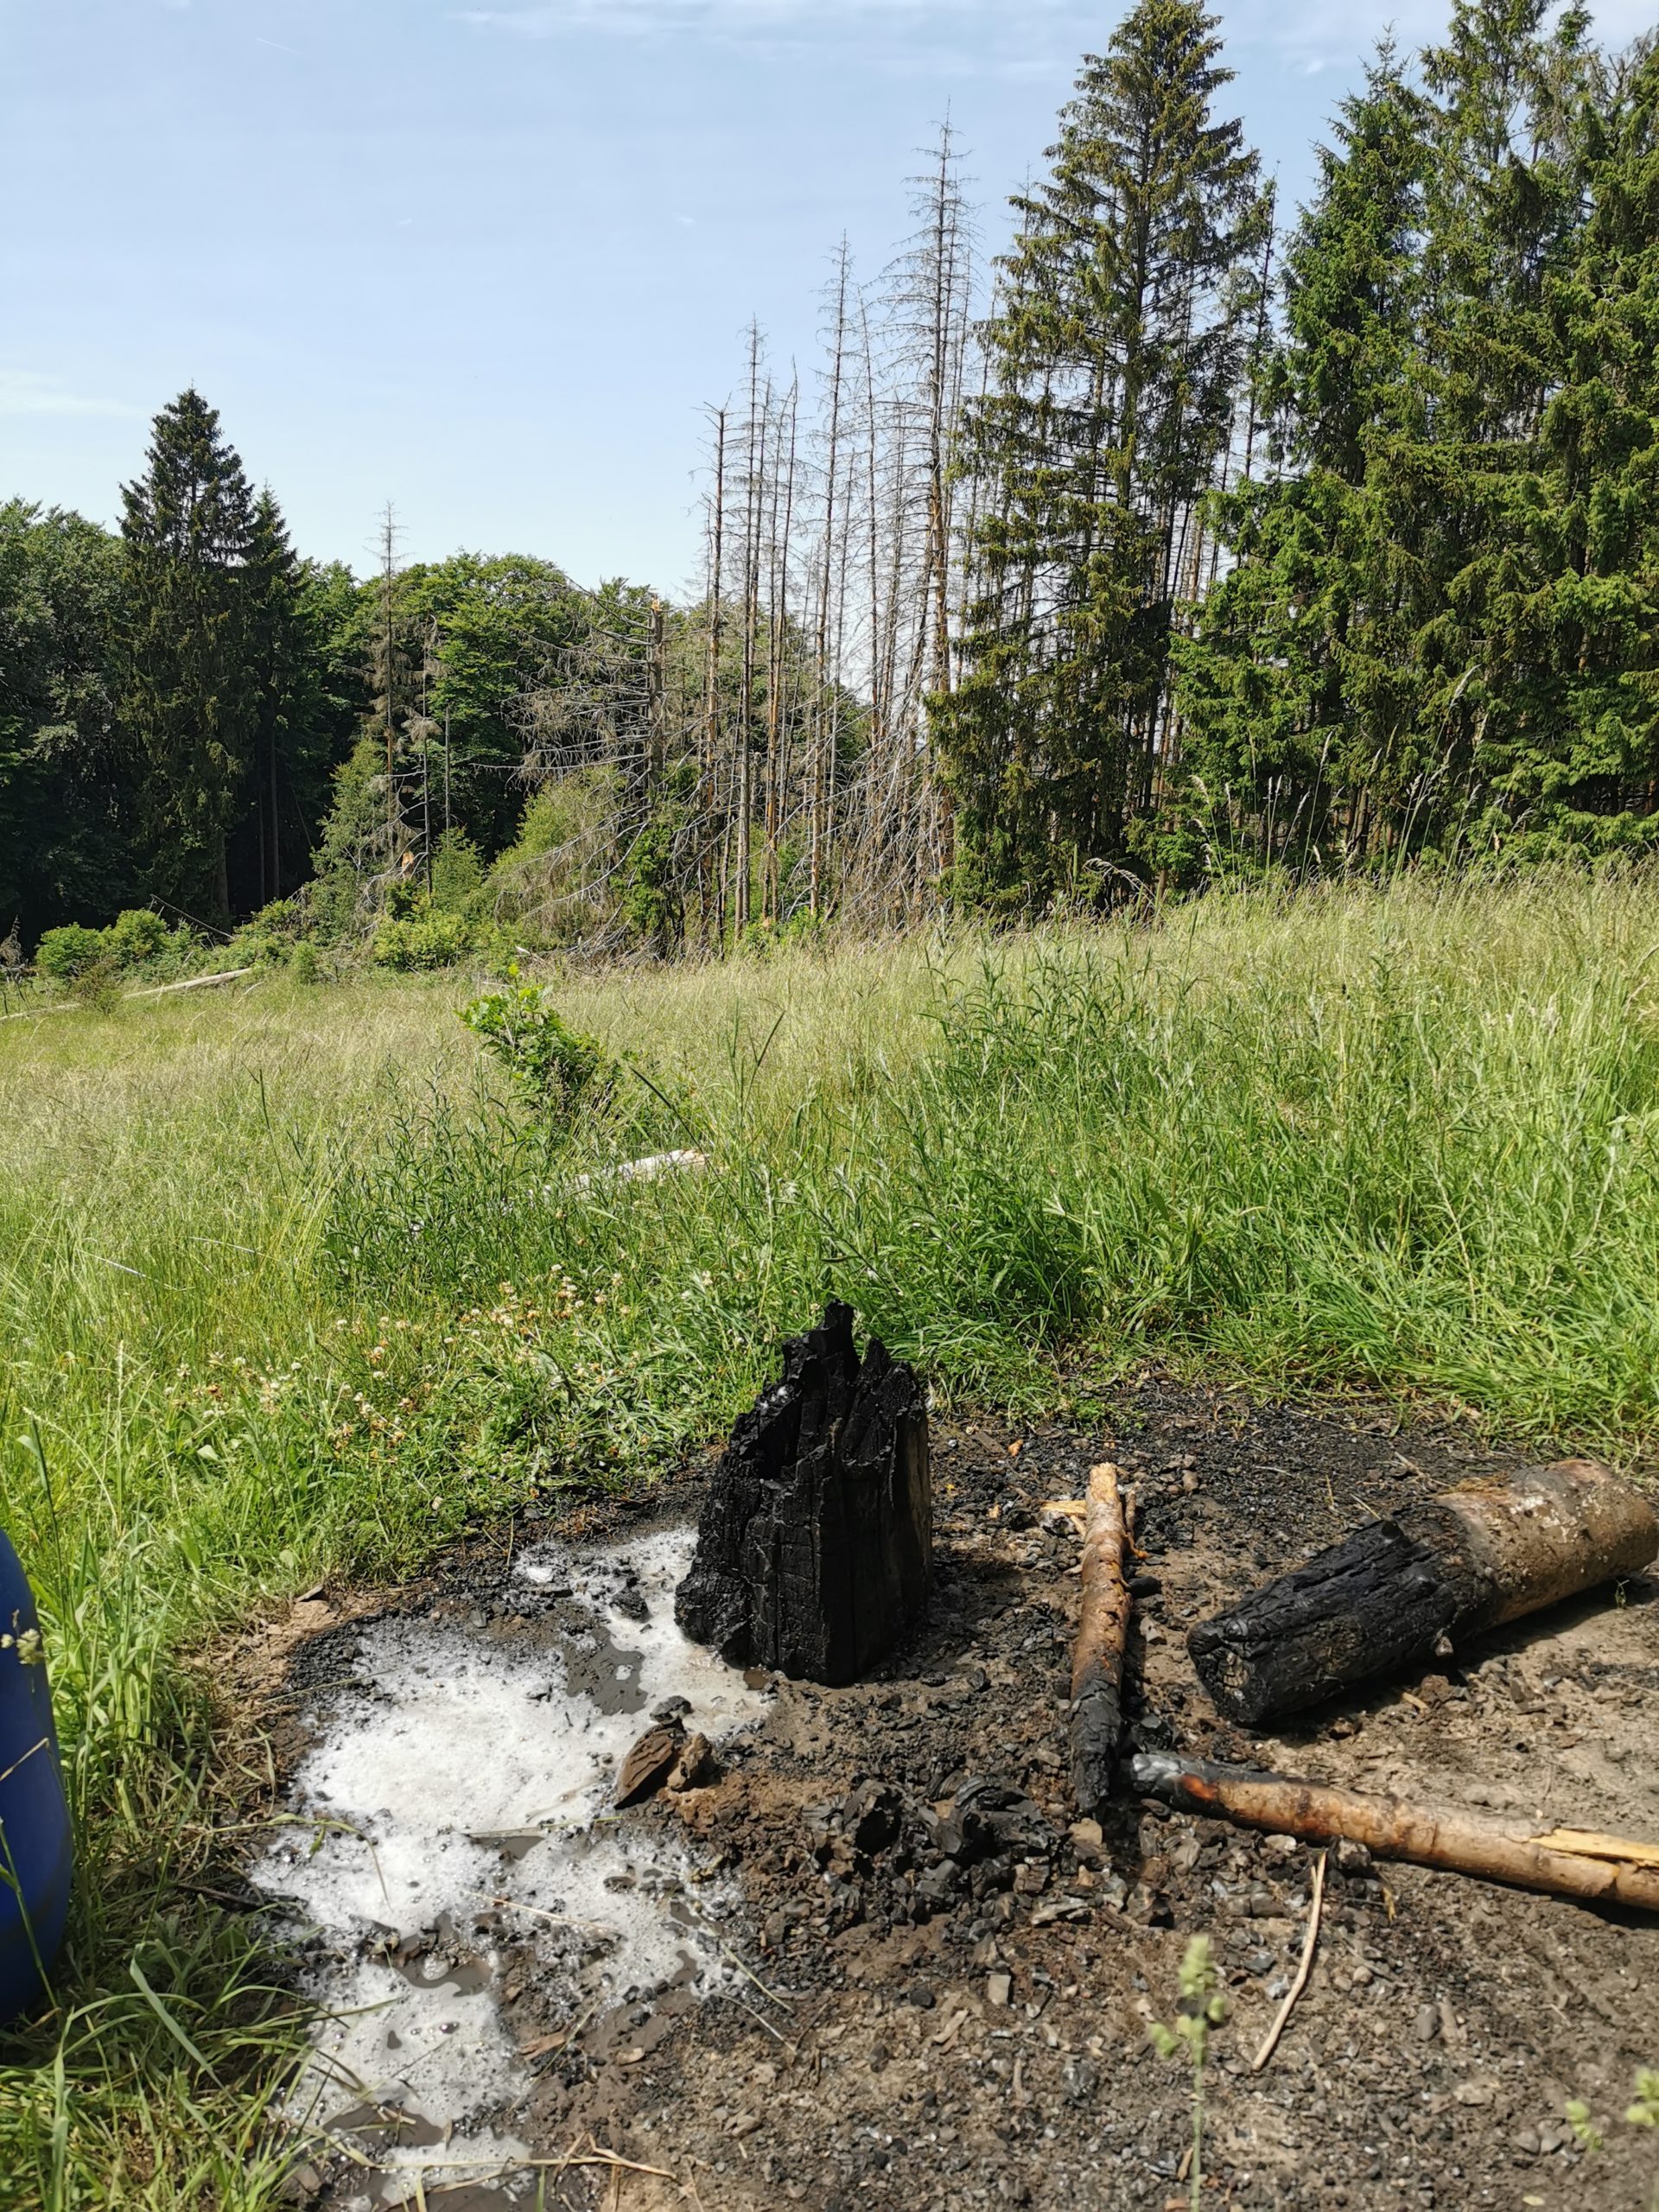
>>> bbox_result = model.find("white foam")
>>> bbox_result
[253,1525,766,2201]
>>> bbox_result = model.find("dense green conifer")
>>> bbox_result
[119,388,257,921]
[1173,49,1433,864]
[1478,37,1659,845]
[936,0,1267,905]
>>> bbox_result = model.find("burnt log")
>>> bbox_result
[1188,1459,1657,1726]
[675,1302,931,1685]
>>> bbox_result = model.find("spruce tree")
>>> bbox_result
[937,0,1268,905]
[1174,48,1434,866]
[120,388,256,921]
[240,488,310,908]
[1402,0,1593,841]
[1472,38,1659,842]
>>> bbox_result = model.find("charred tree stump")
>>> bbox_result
[1189,1459,1657,1726]
[675,1302,931,1685]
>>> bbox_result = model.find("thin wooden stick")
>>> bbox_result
[1070,1461,1131,1817]
[1251,1849,1326,2070]
[1131,1752,1659,1911]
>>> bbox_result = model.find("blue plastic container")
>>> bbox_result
[0,1529,72,2024]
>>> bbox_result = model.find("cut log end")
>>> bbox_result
[1188,1461,1656,1726]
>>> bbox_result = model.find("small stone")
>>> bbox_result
[615,1719,685,1807]
[1334,1838,1372,1875]
[665,1731,714,1792]
[1068,1818,1104,1852]
[652,1694,693,1723]
[1413,2003,1441,2044]
[1013,1862,1050,1896]
[986,1972,1013,2008]
[1125,1882,1172,1926]
[1063,2056,1101,2103]
[906,1982,936,2010]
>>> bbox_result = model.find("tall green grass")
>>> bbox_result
[3,874,1658,2204]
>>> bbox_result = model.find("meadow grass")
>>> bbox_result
[3,871,1659,2205]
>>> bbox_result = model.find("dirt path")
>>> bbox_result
[245,1380,1659,2211]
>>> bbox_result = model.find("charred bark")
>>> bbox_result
[675,1302,931,1685]
[1188,1460,1657,1726]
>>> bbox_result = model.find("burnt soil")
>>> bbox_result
[240,1376,1659,2212]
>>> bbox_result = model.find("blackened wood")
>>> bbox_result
[675,1301,931,1685]
[1188,1503,1480,1726]
[1129,1751,1659,1911]
[1188,1461,1657,1726]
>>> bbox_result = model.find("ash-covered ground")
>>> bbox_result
[238,1377,1659,2212]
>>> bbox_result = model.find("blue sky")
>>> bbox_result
[1,0,1644,596]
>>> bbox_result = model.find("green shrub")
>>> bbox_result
[459,978,614,1109]
[226,929,289,969]
[35,924,107,982]
[372,909,473,972]
[431,833,486,914]
[105,909,170,970]
[290,940,321,986]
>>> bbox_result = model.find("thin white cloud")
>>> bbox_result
[1236,0,1649,74]
[456,0,1092,79]
[459,0,1072,39]
[0,373,142,422]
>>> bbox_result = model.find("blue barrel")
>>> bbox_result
[0,1529,72,2023]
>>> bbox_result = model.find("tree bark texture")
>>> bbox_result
[1188,1460,1656,1725]
[1130,1751,1659,1912]
[675,1302,931,1686]
[1070,1461,1130,1818]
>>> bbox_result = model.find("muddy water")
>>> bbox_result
[252,1526,766,2209]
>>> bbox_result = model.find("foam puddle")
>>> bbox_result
[253,1526,768,2208]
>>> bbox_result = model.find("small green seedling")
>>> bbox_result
[1150,1934,1228,2211]
[1627,2069,1659,2131]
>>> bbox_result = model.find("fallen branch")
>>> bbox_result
[124,966,252,999]
[1070,1461,1131,1818]
[1251,1849,1325,2070]
[1130,1751,1659,1911]
[1188,1459,1657,1724]
[0,966,253,1022]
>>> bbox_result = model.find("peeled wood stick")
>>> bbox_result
[1130,1751,1659,1912]
[1252,1849,1325,2071]
[1070,1462,1131,1818]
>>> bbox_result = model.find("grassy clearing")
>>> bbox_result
[3,873,1659,2204]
